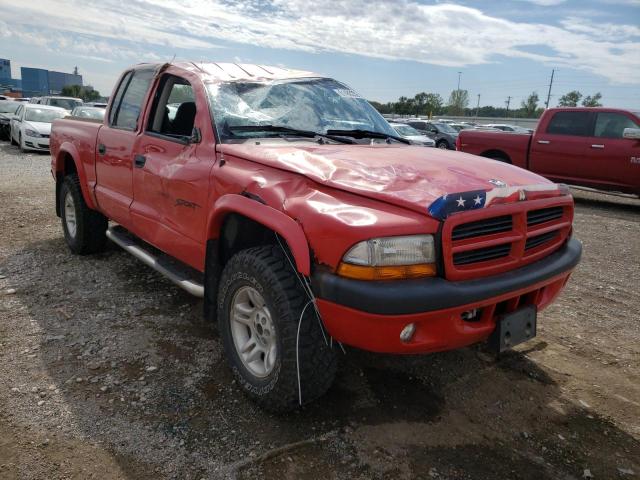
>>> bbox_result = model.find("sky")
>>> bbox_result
[1,0,639,109]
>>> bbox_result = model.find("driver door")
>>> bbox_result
[130,71,214,271]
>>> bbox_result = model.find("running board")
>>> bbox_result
[106,226,205,298]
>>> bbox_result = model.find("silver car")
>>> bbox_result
[389,122,435,147]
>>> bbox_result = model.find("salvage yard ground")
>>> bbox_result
[0,142,638,480]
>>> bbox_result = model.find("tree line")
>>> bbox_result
[60,85,103,102]
[370,89,603,118]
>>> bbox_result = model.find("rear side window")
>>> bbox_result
[546,111,591,136]
[594,112,638,139]
[111,69,155,130]
[108,71,132,126]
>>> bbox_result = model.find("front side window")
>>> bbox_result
[546,111,591,136]
[207,77,395,142]
[112,69,155,130]
[147,75,196,139]
[594,112,638,139]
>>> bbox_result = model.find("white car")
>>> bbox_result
[10,104,67,152]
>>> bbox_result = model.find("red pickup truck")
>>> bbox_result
[50,62,581,411]
[457,107,640,196]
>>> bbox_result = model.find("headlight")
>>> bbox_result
[25,129,42,138]
[338,235,436,280]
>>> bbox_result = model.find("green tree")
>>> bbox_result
[447,89,469,116]
[521,92,539,117]
[61,85,102,102]
[582,92,603,107]
[558,90,582,107]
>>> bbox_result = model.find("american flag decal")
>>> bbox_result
[428,183,569,220]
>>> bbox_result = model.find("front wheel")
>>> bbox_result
[217,245,337,411]
[437,140,449,150]
[59,175,108,254]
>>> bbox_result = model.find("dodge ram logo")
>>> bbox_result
[488,179,507,188]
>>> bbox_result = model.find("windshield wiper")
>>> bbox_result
[227,125,354,144]
[325,129,411,145]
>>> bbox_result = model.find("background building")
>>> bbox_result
[21,66,83,97]
[0,59,11,80]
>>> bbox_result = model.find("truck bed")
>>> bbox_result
[458,130,532,169]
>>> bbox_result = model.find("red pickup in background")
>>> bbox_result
[458,108,640,196]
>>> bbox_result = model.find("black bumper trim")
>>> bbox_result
[311,238,582,316]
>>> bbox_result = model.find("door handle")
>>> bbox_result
[591,144,605,149]
[98,143,106,155]
[537,140,550,144]
[134,154,146,168]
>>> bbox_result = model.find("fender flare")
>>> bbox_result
[55,142,97,210]
[207,194,311,276]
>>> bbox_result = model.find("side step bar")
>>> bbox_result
[106,226,205,298]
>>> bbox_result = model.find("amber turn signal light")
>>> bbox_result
[336,262,436,280]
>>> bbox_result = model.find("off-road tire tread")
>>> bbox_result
[217,245,337,412]
[60,174,108,254]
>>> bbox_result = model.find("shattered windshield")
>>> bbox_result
[207,77,397,142]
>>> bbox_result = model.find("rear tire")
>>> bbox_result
[59,174,108,254]
[217,245,337,412]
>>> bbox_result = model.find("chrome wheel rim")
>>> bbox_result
[64,191,77,238]
[230,286,277,378]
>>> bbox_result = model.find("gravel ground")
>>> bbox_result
[0,141,639,480]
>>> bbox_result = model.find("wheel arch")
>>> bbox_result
[480,149,512,164]
[207,194,311,276]
[54,144,97,216]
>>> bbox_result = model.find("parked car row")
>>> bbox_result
[0,99,105,152]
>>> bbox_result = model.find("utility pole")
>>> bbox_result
[505,96,511,116]
[545,68,555,109]
[475,94,480,120]
[457,72,462,91]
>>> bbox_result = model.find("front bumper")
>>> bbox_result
[311,238,581,353]
[23,135,50,151]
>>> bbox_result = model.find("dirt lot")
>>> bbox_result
[0,142,639,480]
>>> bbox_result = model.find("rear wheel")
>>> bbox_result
[217,245,337,411]
[59,175,108,254]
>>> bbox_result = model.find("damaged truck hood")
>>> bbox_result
[220,143,553,215]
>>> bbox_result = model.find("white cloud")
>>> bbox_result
[2,0,639,86]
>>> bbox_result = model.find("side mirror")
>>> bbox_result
[622,127,640,140]
[190,127,202,144]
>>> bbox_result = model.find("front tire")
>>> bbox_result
[19,133,27,153]
[10,129,17,146]
[217,245,337,412]
[437,140,449,150]
[59,175,108,254]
